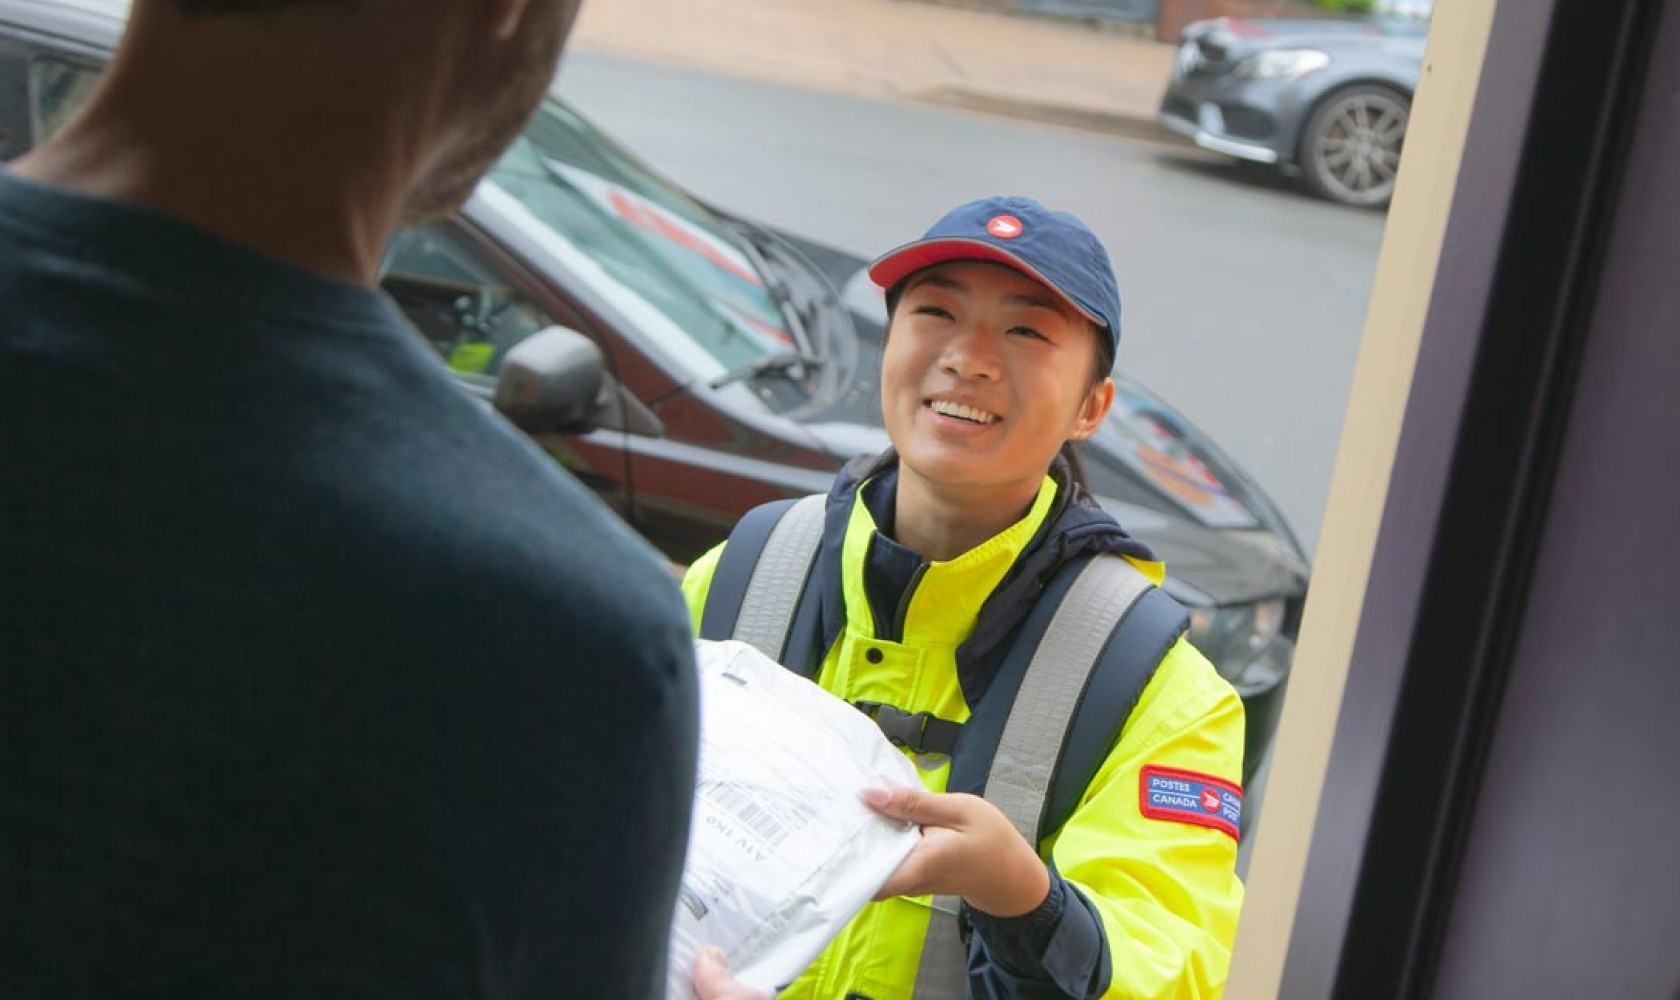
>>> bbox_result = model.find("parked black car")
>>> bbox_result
[1,0,1309,778]
[1159,2,1431,208]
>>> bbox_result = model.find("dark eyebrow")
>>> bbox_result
[905,273,1070,317]
[1005,291,1070,315]
[904,273,968,295]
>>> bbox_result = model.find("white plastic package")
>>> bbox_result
[666,639,923,999]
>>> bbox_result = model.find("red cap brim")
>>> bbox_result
[866,237,1105,329]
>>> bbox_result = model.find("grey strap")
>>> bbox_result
[986,557,1154,844]
[911,557,1154,998]
[730,493,826,660]
[912,896,967,1000]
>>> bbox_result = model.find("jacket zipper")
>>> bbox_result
[884,563,928,644]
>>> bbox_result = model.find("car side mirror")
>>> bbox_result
[493,326,607,434]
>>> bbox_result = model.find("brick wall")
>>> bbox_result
[1156,0,1322,43]
[897,0,1324,43]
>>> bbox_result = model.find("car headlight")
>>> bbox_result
[1233,49,1331,81]
[1187,598,1294,696]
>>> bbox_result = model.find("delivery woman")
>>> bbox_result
[685,195,1245,1000]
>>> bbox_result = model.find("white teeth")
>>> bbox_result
[928,400,999,424]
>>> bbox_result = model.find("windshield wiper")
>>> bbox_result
[730,222,822,355]
[708,350,825,390]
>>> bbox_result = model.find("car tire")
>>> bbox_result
[1298,83,1411,209]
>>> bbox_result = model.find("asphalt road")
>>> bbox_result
[555,51,1391,556]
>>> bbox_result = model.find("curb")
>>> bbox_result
[566,44,1193,147]
[906,85,1190,145]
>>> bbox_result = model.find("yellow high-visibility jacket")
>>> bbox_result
[682,460,1245,1000]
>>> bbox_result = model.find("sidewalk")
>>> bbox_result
[569,0,1180,141]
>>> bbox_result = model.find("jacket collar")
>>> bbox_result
[807,449,1159,704]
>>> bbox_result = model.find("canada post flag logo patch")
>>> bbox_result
[986,214,1023,239]
[1139,765,1242,840]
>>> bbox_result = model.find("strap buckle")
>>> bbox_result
[854,701,960,756]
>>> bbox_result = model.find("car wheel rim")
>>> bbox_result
[1312,92,1408,205]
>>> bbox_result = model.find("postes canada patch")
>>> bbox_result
[1139,765,1242,840]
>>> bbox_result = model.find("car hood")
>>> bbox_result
[1096,498,1307,606]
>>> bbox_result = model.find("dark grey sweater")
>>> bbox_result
[0,169,697,1000]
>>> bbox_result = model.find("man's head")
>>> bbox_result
[396,0,583,222]
[111,0,581,227]
[160,0,366,13]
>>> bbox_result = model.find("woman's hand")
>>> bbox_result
[692,948,771,1000]
[861,785,1051,917]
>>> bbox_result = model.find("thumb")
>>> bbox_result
[692,947,729,988]
[860,785,964,827]
[693,947,768,1000]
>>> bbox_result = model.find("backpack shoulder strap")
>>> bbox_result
[959,555,1189,846]
[916,556,1187,1000]
[697,494,827,666]
[1042,582,1190,842]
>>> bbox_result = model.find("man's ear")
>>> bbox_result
[485,0,534,41]
[1070,377,1115,441]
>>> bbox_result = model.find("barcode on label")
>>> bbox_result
[708,782,791,847]
[678,885,709,920]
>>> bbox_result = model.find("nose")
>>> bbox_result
[939,323,1002,381]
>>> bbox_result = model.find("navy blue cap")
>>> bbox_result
[867,195,1121,367]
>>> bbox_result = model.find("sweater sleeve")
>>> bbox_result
[965,863,1113,998]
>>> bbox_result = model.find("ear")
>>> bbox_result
[485,0,534,41]
[1069,377,1115,441]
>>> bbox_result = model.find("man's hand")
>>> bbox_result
[861,786,1051,918]
[693,947,771,1000]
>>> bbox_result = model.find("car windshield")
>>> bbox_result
[1081,380,1260,531]
[1373,0,1432,32]
[481,98,797,378]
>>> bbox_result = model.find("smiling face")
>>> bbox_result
[881,260,1115,514]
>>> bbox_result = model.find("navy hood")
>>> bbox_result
[800,449,1157,705]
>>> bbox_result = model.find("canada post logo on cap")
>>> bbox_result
[1139,765,1242,840]
[986,215,1023,239]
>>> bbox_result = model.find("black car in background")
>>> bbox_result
[1159,2,1431,208]
[1,0,1310,778]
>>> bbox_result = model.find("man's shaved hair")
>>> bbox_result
[165,0,367,14]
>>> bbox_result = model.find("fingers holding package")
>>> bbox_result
[860,786,1051,918]
[692,947,772,1000]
